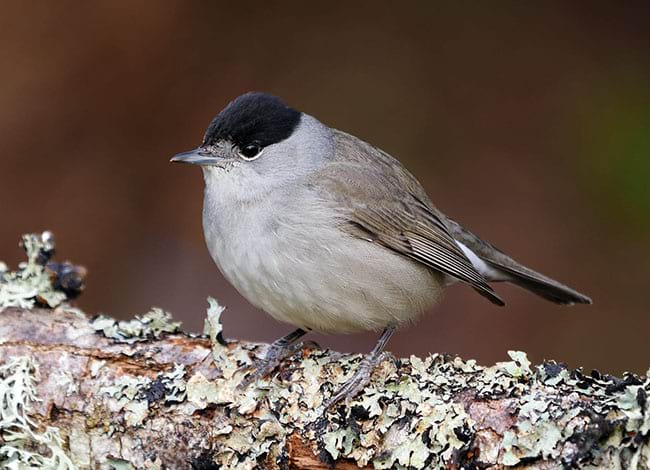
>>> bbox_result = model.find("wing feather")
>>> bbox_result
[310,131,505,306]
[351,206,504,305]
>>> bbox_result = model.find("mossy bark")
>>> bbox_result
[0,307,648,469]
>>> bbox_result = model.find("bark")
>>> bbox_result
[0,306,649,470]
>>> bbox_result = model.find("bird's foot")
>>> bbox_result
[238,339,316,389]
[325,351,392,409]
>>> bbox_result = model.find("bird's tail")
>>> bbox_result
[484,258,592,305]
[447,219,592,306]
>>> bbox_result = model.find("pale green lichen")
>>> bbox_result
[0,356,76,469]
[500,349,533,378]
[618,379,650,435]
[286,350,647,469]
[203,296,255,382]
[185,372,220,409]
[104,458,135,469]
[314,353,477,468]
[179,312,530,468]
[0,232,67,309]
[91,307,181,344]
[8,298,650,469]
[100,364,188,427]
[203,296,225,344]
[160,363,187,403]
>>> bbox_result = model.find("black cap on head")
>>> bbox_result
[203,92,301,149]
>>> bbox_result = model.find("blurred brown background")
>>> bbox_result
[1,2,649,375]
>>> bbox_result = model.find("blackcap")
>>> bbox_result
[172,92,591,407]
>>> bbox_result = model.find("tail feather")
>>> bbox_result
[485,260,592,305]
[447,218,592,306]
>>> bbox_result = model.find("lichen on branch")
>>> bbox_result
[0,232,85,309]
[0,356,75,469]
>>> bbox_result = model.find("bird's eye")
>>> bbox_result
[238,143,263,161]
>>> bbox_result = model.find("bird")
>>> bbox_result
[171,92,591,407]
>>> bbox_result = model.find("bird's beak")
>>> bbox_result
[170,148,215,166]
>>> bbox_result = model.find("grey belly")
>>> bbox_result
[210,223,445,334]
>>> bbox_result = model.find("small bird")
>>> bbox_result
[171,92,591,406]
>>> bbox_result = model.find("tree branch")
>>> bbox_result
[0,306,649,469]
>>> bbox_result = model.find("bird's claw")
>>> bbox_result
[296,339,321,351]
[237,340,313,390]
[325,351,392,409]
[236,360,277,389]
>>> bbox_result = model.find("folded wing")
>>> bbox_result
[313,131,505,306]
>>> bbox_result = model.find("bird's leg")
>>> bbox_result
[326,326,396,408]
[238,328,307,388]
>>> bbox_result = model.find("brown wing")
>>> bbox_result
[312,130,505,306]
